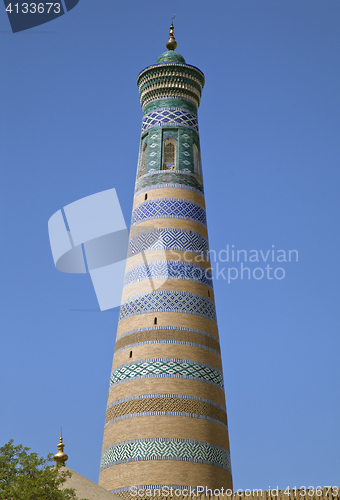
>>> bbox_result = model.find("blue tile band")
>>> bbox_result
[123,260,213,288]
[118,290,217,322]
[141,108,199,133]
[131,199,207,227]
[128,228,209,257]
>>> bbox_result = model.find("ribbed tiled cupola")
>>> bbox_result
[99,22,233,497]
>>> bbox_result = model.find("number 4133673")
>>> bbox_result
[6,3,61,14]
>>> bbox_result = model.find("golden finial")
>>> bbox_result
[166,15,177,51]
[53,428,68,467]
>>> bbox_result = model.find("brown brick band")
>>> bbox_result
[107,378,227,409]
[99,461,232,495]
[105,397,227,426]
[114,329,221,354]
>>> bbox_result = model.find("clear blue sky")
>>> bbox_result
[1,0,339,491]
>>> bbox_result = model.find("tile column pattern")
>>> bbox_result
[99,33,233,498]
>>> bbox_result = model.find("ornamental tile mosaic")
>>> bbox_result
[136,183,203,196]
[131,199,207,227]
[100,438,231,473]
[141,108,198,134]
[135,171,203,193]
[109,358,224,389]
[123,260,213,288]
[127,228,209,258]
[118,290,217,322]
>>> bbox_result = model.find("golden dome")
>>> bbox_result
[166,17,177,51]
[53,428,68,467]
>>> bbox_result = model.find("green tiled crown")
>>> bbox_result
[156,50,186,64]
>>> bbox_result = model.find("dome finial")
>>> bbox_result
[53,428,68,467]
[166,16,177,51]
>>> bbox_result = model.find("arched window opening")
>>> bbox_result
[163,138,176,170]
[193,143,200,176]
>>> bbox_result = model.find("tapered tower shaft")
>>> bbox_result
[99,26,232,497]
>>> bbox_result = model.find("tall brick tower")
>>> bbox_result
[99,23,232,497]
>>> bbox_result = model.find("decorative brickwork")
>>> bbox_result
[105,395,227,426]
[114,327,220,354]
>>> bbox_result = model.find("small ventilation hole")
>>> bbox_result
[154,317,157,325]
[145,193,148,200]
[208,290,210,297]
[129,351,132,358]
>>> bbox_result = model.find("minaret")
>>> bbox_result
[99,23,232,497]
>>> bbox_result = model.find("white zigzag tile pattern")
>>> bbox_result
[131,199,207,227]
[118,290,217,322]
[141,108,198,133]
[100,438,231,472]
[109,358,224,389]
[128,228,209,257]
[123,260,213,288]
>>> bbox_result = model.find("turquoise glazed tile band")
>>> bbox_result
[135,171,204,194]
[100,438,231,473]
[109,358,224,389]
